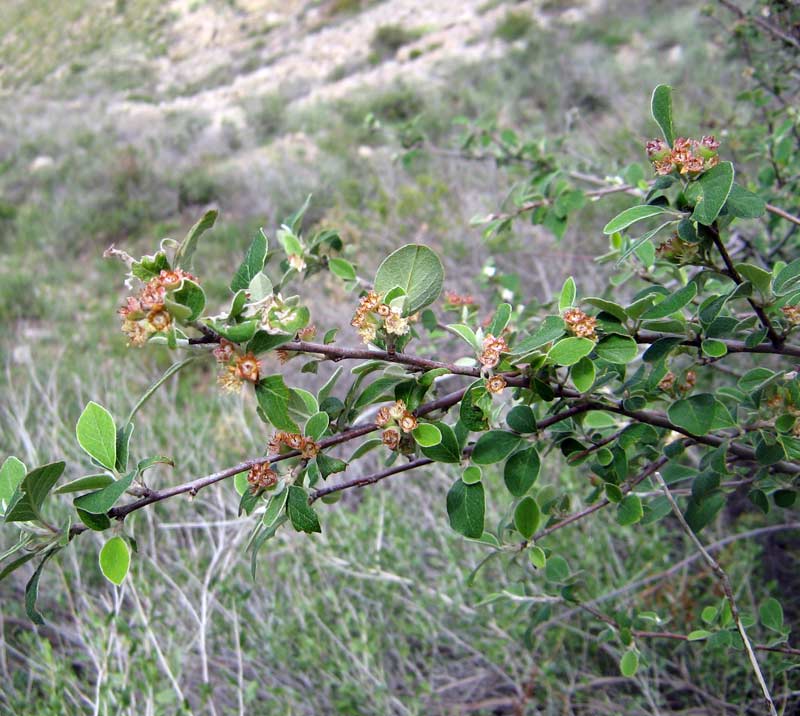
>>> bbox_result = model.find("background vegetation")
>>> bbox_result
[0,1,798,714]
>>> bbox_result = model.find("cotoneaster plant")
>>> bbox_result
[2,86,799,714]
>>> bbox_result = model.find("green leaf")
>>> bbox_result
[584,297,628,323]
[616,494,644,526]
[529,546,546,569]
[603,205,667,235]
[231,230,268,292]
[131,251,169,281]
[489,303,512,336]
[115,423,134,473]
[559,276,576,311]
[420,422,462,463]
[173,209,217,269]
[286,485,321,533]
[0,552,37,583]
[595,335,638,364]
[248,272,273,302]
[137,456,174,474]
[545,555,570,582]
[413,423,442,447]
[460,381,490,432]
[0,456,26,509]
[315,453,347,479]
[99,536,131,586]
[620,649,639,677]
[547,337,594,366]
[54,474,115,495]
[255,375,300,432]
[684,491,725,533]
[248,330,292,355]
[472,431,522,465]
[651,84,675,146]
[736,263,772,297]
[5,462,66,523]
[446,324,480,351]
[773,257,800,296]
[687,629,711,641]
[26,549,58,625]
[503,447,541,496]
[571,356,595,392]
[76,509,111,531]
[262,490,289,529]
[73,471,135,514]
[512,316,566,355]
[691,162,735,226]
[172,279,205,321]
[514,496,541,539]
[701,339,727,358]
[373,244,444,315]
[641,282,697,319]
[462,466,482,485]
[76,402,117,471]
[668,394,720,436]
[305,412,329,441]
[446,479,484,539]
[328,257,357,281]
[725,183,766,219]
[506,405,537,434]
[759,597,784,632]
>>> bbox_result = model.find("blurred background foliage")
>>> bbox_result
[0,0,798,713]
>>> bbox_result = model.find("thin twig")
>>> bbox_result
[708,223,783,348]
[717,0,800,50]
[652,469,778,716]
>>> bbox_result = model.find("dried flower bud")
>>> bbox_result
[399,413,418,433]
[389,400,407,421]
[486,375,507,395]
[288,254,307,272]
[563,308,597,340]
[782,305,800,326]
[384,310,410,336]
[213,339,236,363]
[147,307,171,332]
[376,406,392,427]
[645,138,670,160]
[658,371,676,392]
[381,427,401,450]
[247,463,278,492]
[300,438,319,459]
[235,353,261,383]
[376,304,391,317]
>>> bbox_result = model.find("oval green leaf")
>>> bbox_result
[374,244,444,315]
[76,402,117,471]
[99,536,130,586]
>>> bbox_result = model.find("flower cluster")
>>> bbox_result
[655,234,700,264]
[646,136,720,176]
[782,305,800,326]
[351,291,410,345]
[563,308,597,340]
[118,269,196,346]
[444,290,476,309]
[214,339,261,392]
[376,400,418,450]
[247,463,278,492]
[267,431,319,459]
[658,369,697,394]
[478,334,509,368]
